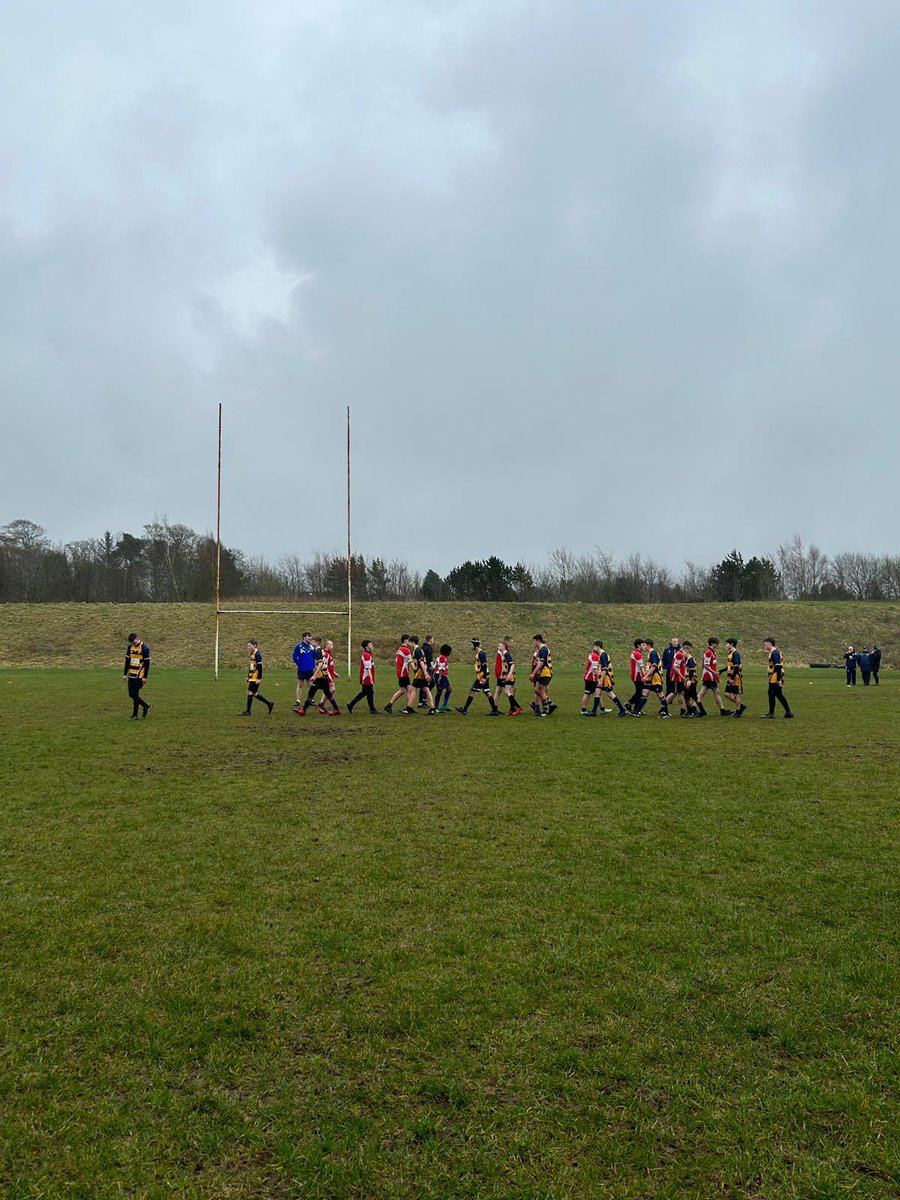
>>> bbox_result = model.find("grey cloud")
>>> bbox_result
[2,0,897,573]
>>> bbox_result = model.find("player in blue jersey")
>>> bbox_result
[292,632,316,709]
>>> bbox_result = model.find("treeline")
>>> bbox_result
[2,520,899,604]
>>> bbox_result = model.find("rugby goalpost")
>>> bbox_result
[213,402,353,679]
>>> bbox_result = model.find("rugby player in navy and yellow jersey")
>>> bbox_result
[632,639,670,718]
[596,642,628,716]
[724,638,747,718]
[457,638,500,715]
[410,635,437,715]
[494,638,522,715]
[123,632,151,719]
[530,633,556,716]
[418,635,436,707]
[682,641,699,717]
[761,638,794,718]
[240,640,274,716]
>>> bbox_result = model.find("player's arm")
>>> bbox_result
[142,644,150,679]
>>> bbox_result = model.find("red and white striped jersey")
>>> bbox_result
[630,649,643,681]
[321,650,336,683]
[359,651,375,684]
[584,651,601,682]
[395,645,413,678]
[702,647,718,683]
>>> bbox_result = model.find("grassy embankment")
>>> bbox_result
[0,599,896,669]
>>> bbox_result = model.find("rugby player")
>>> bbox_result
[724,638,747,717]
[457,638,501,715]
[761,638,794,719]
[240,639,274,716]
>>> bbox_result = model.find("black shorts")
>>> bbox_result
[397,674,411,688]
[471,680,490,692]
[643,683,663,694]
[669,680,685,694]
[700,679,718,690]
[534,676,551,688]
[414,679,430,691]
[582,680,597,694]
[247,681,260,695]
[297,670,313,682]
[725,681,742,695]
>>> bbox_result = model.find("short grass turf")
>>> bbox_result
[1,667,897,1199]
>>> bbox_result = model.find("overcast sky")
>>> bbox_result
[3,0,897,574]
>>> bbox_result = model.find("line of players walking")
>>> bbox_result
[278,631,793,720]
[120,629,793,721]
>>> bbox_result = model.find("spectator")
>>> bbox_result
[871,644,881,686]
[844,645,858,686]
[858,646,872,686]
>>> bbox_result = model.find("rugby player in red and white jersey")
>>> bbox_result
[298,639,341,715]
[384,635,416,715]
[432,644,453,711]
[347,640,379,714]
[581,642,602,716]
[696,636,728,717]
[626,639,645,711]
[666,642,688,716]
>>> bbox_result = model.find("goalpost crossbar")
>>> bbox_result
[217,609,348,616]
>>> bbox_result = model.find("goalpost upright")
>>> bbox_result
[213,403,352,680]
[346,404,352,676]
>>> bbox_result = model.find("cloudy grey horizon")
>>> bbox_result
[3,0,898,577]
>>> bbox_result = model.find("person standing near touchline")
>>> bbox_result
[858,646,872,686]
[844,645,857,687]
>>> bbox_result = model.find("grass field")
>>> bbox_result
[1,661,897,1198]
